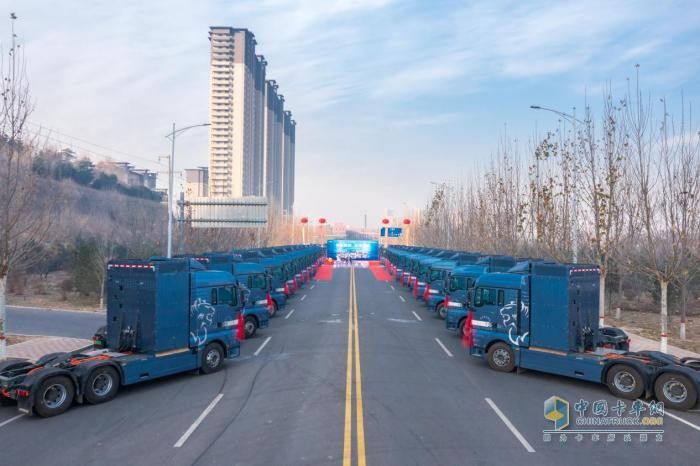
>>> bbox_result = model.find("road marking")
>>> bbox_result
[0,414,23,429]
[352,267,366,465]
[434,337,453,357]
[411,311,422,321]
[343,268,354,466]
[301,294,307,301]
[485,398,535,453]
[399,295,405,303]
[311,284,315,290]
[643,401,700,432]
[390,285,395,291]
[254,336,272,356]
[343,266,366,466]
[174,393,224,448]
[285,309,295,320]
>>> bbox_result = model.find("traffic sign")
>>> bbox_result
[380,227,403,237]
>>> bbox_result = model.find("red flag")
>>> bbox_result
[236,312,246,341]
[423,283,430,300]
[284,282,290,297]
[293,277,298,293]
[267,292,273,314]
[462,310,474,348]
[400,273,404,286]
[444,294,450,308]
[413,279,418,298]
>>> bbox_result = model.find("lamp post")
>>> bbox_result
[165,122,210,258]
[529,105,583,263]
[381,218,390,249]
[300,217,308,244]
[318,218,327,245]
[403,218,411,246]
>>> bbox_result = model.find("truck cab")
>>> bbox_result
[443,265,488,326]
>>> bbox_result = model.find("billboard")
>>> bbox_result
[327,240,379,260]
[185,197,268,228]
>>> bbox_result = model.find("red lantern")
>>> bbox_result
[403,218,411,225]
[319,218,327,224]
[301,217,308,224]
[381,218,390,225]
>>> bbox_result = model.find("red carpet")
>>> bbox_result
[368,261,392,281]
[315,263,334,281]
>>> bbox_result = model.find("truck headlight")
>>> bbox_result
[429,289,439,294]
[448,301,464,308]
[255,299,268,306]
[275,287,285,292]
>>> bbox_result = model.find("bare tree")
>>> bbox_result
[578,91,628,327]
[0,15,54,358]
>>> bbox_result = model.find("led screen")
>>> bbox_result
[327,240,379,260]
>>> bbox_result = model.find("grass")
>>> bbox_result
[606,309,700,354]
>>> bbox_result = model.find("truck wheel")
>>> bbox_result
[201,343,225,374]
[244,316,257,338]
[487,342,515,372]
[84,366,120,404]
[654,373,697,411]
[34,375,75,417]
[437,303,447,320]
[606,365,644,400]
[458,318,466,336]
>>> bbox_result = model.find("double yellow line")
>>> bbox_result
[343,266,366,466]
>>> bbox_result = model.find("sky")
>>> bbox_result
[3,0,700,228]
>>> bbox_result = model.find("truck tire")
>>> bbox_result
[458,318,466,336]
[34,375,75,417]
[653,372,697,411]
[244,316,258,338]
[437,303,447,320]
[606,365,645,400]
[201,343,225,374]
[84,366,120,404]
[487,342,515,372]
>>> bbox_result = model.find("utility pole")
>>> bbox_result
[177,192,186,254]
[164,122,209,258]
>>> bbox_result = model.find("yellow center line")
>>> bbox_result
[342,266,367,466]
[343,267,354,466]
[353,266,367,465]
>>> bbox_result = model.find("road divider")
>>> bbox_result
[343,266,366,466]
[174,393,224,448]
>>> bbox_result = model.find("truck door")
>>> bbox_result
[474,288,528,346]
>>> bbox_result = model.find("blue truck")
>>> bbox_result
[0,257,242,417]
[443,256,516,327]
[469,261,700,411]
[199,254,272,337]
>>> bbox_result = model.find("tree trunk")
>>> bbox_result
[0,275,7,359]
[680,280,687,340]
[599,271,607,328]
[660,279,668,353]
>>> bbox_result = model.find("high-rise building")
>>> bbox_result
[208,27,264,198]
[282,112,296,214]
[207,26,295,214]
[184,167,208,199]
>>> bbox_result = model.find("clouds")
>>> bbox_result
[4,0,700,226]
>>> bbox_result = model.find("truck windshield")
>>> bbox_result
[429,270,442,282]
[273,269,284,282]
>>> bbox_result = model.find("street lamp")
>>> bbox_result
[529,105,583,263]
[165,122,210,258]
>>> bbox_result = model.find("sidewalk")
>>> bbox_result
[3,336,92,362]
[624,329,700,359]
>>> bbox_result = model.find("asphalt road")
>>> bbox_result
[6,306,104,338]
[1,267,699,466]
